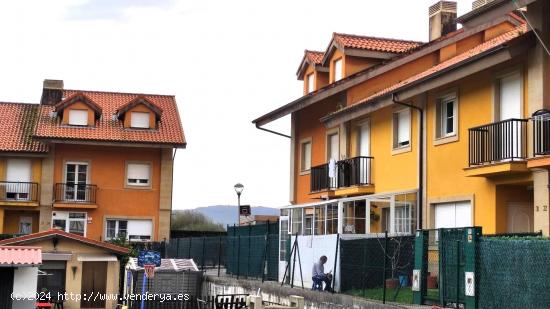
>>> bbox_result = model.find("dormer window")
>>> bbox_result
[116,96,163,130]
[54,92,102,127]
[131,112,150,129]
[68,109,88,126]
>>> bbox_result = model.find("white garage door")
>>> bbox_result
[434,201,472,228]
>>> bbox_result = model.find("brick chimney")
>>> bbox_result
[40,79,64,105]
[429,1,458,41]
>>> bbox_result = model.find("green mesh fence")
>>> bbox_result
[477,237,550,309]
[339,235,414,303]
[225,234,279,280]
[439,228,466,306]
[165,236,226,269]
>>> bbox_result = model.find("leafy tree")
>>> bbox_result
[171,210,225,231]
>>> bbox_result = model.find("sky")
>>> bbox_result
[0,0,474,210]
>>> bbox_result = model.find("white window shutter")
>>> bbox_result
[334,59,343,81]
[131,112,150,128]
[68,110,88,126]
[127,220,153,240]
[398,110,410,144]
[127,163,150,185]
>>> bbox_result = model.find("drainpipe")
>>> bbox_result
[392,93,424,230]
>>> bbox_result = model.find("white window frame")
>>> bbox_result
[126,162,151,187]
[130,112,151,129]
[334,58,343,82]
[392,108,411,151]
[306,73,314,94]
[105,219,128,240]
[326,129,339,161]
[437,95,458,138]
[51,211,87,236]
[68,109,88,126]
[299,138,312,174]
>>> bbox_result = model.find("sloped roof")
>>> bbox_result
[0,229,130,255]
[34,89,186,147]
[296,50,326,79]
[322,24,529,123]
[54,92,102,118]
[116,96,163,121]
[0,102,48,153]
[333,33,423,53]
[0,246,42,266]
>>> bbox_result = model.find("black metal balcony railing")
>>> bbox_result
[54,183,97,204]
[310,156,374,192]
[468,118,528,166]
[533,110,550,156]
[0,181,39,202]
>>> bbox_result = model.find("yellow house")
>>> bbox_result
[0,102,48,235]
[254,0,550,243]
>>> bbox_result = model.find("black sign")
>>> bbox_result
[239,205,251,216]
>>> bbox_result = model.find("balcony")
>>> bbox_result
[465,118,529,177]
[528,110,550,168]
[310,156,374,196]
[0,182,39,206]
[54,183,98,208]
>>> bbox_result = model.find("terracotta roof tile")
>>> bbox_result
[0,246,42,266]
[345,25,528,110]
[0,103,48,153]
[34,90,186,147]
[333,33,423,53]
[305,50,324,64]
[0,229,130,255]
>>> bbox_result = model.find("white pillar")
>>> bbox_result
[365,200,371,234]
[337,201,344,234]
[389,196,396,234]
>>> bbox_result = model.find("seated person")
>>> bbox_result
[312,255,332,292]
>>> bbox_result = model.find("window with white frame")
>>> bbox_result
[394,203,411,234]
[131,112,150,129]
[290,208,303,235]
[127,219,153,242]
[6,158,32,200]
[105,219,128,240]
[126,163,151,186]
[52,211,86,236]
[393,109,411,149]
[279,209,289,262]
[300,140,312,172]
[327,132,339,161]
[314,206,326,235]
[343,200,366,234]
[436,95,457,138]
[306,73,314,93]
[334,58,343,82]
[68,109,88,126]
[304,208,314,235]
[326,203,338,234]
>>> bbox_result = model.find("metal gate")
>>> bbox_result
[439,228,466,308]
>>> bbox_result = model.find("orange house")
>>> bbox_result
[0,79,186,242]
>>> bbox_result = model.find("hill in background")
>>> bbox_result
[193,205,279,227]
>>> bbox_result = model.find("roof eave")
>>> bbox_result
[321,32,535,127]
[457,0,534,27]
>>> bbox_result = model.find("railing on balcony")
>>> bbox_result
[533,110,550,156]
[54,183,97,204]
[0,181,39,202]
[468,118,528,166]
[310,156,374,192]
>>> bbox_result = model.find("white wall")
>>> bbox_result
[12,266,38,309]
[286,234,341,291]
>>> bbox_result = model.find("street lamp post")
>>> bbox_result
[234,183,244,225]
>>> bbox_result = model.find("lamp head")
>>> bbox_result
[234,183,244,195]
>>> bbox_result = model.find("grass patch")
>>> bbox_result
[346,287,440,304]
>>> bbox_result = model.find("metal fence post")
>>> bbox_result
[237,235,241,280]
[464,227,482,309]
[382,230,388,304]
[202,236,206,271]
[412,230,429,305]
[217,236,222,277]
